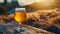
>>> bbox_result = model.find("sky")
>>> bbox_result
[18,0,60,6]
[0,0,12,3]
[18,0,35,6]
[0,0,59,7]
[0,0,4,3]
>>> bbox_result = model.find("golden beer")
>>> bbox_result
[14,8,26,24]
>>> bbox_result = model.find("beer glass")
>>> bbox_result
[14,8,26,28]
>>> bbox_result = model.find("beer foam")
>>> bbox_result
[15,8,26,12]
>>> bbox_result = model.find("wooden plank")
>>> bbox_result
[21,24,55,34]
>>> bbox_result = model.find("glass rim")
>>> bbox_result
[15,8,26,12]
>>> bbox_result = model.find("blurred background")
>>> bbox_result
[0,0,60,34]
[0,0,60,15]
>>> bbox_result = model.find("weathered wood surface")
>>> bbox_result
[21,24,55,34]
[0,23,55,34]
